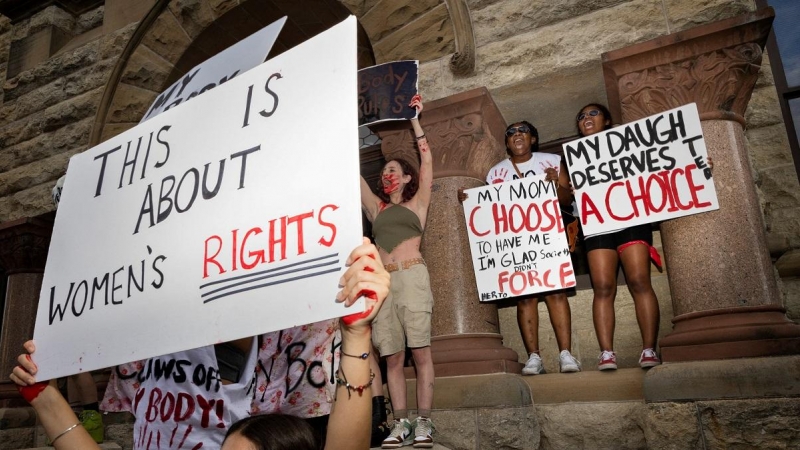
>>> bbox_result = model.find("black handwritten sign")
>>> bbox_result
[562,103,718,237]
[357,60,418,126]
[462,175,576,302]
[32,17,364,381]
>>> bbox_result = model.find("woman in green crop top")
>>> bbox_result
[360,94,437,448]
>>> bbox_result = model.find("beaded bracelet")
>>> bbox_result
[335,368,375,399]
[341,349,370,360]
[50,423,81,445]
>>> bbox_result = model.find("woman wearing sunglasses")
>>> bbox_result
[360,94,436,448]
[485,121,581,376]
[575,103,662,371]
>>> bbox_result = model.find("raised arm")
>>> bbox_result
[326,238,391,450]
[11,342,102,450]
[360,175,381,222]
[409,95,433,212]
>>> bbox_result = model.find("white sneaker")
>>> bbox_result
[559,350,581,373]
[382,418,413,448]
[413,416,435,448]
[521,353,545,375]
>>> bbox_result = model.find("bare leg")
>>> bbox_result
[588,249,620,351]
[619,244,660,349]
[410,346,434,415]
[543,292,572,352]
[385,351,407,418]
[517,297,540,355]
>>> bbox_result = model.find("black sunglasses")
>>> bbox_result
[577,109,601,122]
[505,125,531,137]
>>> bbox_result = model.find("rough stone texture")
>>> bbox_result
[432,409,477,450]
[477,406,538,450]
[77,5,105,34]
[99,21,137,60]
[0,427,33,450]
[340,0,383,17]
[372,3,454,64]
[470,0,630,47]
[536,402,647,450]
[121,46,174,92]
[746,123,794,172]
[105,423,135,450]
[169,0,219,40]
[747,85,786,128]
[643,402,703,450]
[0,117,92,172]
[29,5,76,35]
[360,0,440,43]
[139,9,193,66]
[785,278,800,321]
[107,82,155,123]
[664,0,755,33]
[698,398,800,449]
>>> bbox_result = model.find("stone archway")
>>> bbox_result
[90,0,476,146]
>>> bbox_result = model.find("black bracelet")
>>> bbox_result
[341,349,370,360]
[415,134,426,141]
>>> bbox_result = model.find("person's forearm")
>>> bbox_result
[30,385,101,450]
[410,118,424,138]
[325,326,373,450]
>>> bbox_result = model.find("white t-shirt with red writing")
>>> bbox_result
[101,341,256,450]
[486,153,561,184]
[251,319,340,418]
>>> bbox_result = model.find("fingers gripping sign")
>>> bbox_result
[336,238,390,329]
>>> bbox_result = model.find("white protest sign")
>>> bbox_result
[140,17,287,122]
[32,17,361,381]
[563,103,718,237]
[462,175,576,302]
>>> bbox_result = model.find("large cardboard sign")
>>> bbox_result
[32,17,361,381]
[563,103,718,237]
[140,17,287,122]
[357,60,418,126]
[462,176,576,302]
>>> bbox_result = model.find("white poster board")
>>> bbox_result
[32,17,361,381]
[140,17,287,122]
[563,103,718,237]
[462,176,576,302]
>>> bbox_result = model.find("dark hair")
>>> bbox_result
[576,103,613,136]
[224,414,318,450]
[505,120,539,153]
[376,158,419,204]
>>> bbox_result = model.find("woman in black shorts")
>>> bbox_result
[576,103,661,371]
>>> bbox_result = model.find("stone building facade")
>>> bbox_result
[0,1,798,449]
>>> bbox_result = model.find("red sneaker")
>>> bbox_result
[639,348,661,368]
[597,350,617,371]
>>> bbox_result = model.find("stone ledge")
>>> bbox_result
[525,367,646,404]
[644,355,800,402]
[405,373,533,410]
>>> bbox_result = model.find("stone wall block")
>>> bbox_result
[432,0,667,116]
[0,183,57,223]
[784,278,800,320]
[64,57,115,97]
[776,249,800,278]
[758,164,800,210]
[77,5,105,34]
[643,402,702,450]
[121,46,175,92]
[0,117,92,173]
[10,18,31,41]
[0,427,33,450]
[0,27,10,65]
[698,398,800,449]
[765,207,800,253]
[208,0,242,18]
[99,122,137,143]
[430,409,476,450]
[105,423,134,450]
[477,406,539,450]
[0,151,75,197]
[140,10,192,66]
[664,0,756,33]
[360,0,440,43]
[372,3,454,63]
[745,123,793,171]
[3,41,99,102]
[29,5,76,35]
[537,402,646,450]
[746,85,785,128]
[99,22,137,60]
[471,0,629,47]
[756,50,776,88]
[107,82,155,123]
[168,0,218,40]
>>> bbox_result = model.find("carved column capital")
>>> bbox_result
[0,215,54,274]
[445,0,476,76]
[602,8,775,124]
[375,87,508,181]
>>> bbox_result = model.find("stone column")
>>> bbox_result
[0,215,53,395]
[602,8,800,362]
[374,87,523,376]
